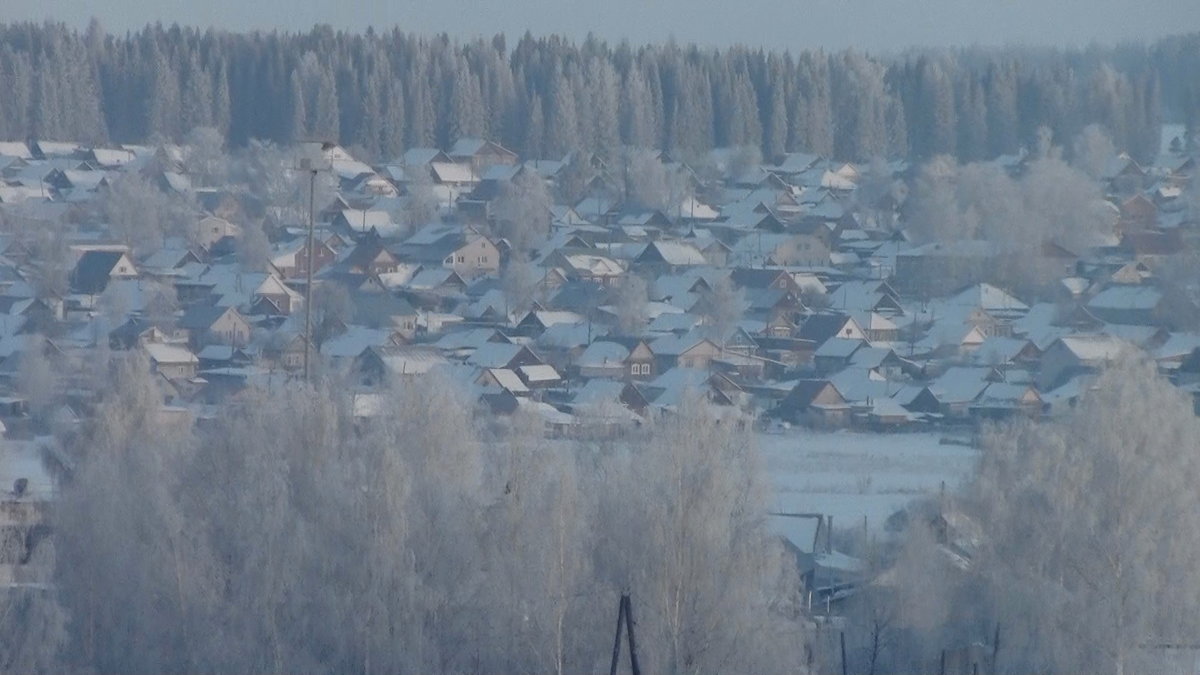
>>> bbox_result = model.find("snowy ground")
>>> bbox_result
[758,430,979,533]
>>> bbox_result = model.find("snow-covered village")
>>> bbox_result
[3,134,1193,431]
[0,20,1199,675]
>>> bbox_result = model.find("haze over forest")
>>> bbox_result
[5,0,1200,51]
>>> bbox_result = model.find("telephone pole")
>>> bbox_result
[301,157,318,382]
[608,593,642,675]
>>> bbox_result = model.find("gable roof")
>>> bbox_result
[948,283,1029,315]
[798,314,860,343]
[636,241,707,266]
[467,342,531,369]
[71,250,133,294]
[179,304,240,331]
[785,379,846,408]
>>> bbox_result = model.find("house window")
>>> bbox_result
[631,364,638,375]
[457,255,465,263]
[640,363,650,375]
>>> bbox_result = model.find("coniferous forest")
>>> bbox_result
[0,21,1195,163]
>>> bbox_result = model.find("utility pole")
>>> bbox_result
[299,156,321,383]
[609,595,626,675]
[608,593,642,675]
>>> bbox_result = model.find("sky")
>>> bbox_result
[3,0,1199,51]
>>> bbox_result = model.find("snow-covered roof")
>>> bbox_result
[518,364,560,383]
[486,368,529,393]
[577,340,630,368]
[1086,285,1163,311]
[467,342,525,369]
[144,342,198,365]
[929,367,993,404]
[948,283,1028,314]
[314,328,389,359]
[814,337,865,359]
[1055,335,1129,362]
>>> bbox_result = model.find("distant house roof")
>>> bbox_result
[351,293,418,327]
[577,340,631,368]
[467,342,529,369]
[335,209,402,237]
[1053,335,1129,363]
[367,345,448,375]
[635,241,707,266]
[179,304,238,331]
[400,148,451,166]
[448,138,518,161]
[429,161,478,185]
[785,379,846,409]
[518,364,560,383]
[813,337,865,359]
[143,342,198,366]
[948,283,1029,314]
[0,142,32,160]
[798,314,859,343]
[929,367,994,404]
[1087,285,1163,312]
[70,250,134,294]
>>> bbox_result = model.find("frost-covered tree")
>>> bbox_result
[402,166,440,226]
[622,147,690,213]
[501,256,539,318]
[905,155,962,243]
[309,281,351,350]
[102,172,195,256]
[492,169,552,254]
[702,275,746,343]
[15,337,57,425]
[182,126,229,187]
[236,219,272,272]
[1071,124,1118,180]
[881,354,1200,675]
[611,273,648,335]
[595,396,808,674]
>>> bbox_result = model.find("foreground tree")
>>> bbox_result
[595,396,807,674]
[880,354,1200,674]
[28,364,810,674]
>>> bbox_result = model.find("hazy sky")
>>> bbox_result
[3,0,1199,51]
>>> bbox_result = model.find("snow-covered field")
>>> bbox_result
[759,430,980,532]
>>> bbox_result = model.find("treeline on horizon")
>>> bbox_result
[0,21,1196,164]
